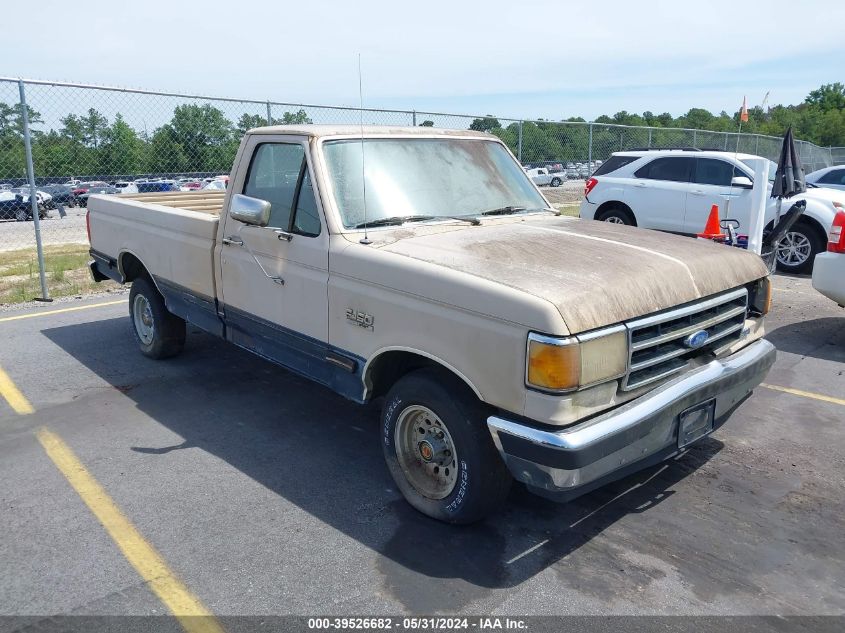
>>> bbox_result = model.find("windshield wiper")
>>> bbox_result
[480,205,527,216]
[480,206,558,217]
[354,215,479,229]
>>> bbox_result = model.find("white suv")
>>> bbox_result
[579,149,844,273]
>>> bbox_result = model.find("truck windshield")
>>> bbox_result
[322,138,548,229]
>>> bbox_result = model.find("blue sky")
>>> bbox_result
[2,0,843,122]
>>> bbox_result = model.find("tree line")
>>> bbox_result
[0,83,843,179]
[0,104,312,179]
[470,83,845,163]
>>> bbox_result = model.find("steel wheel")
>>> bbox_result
[394,404,458,500]
[604,215,625,224]
[132,293,155,346]
[776,231,812,267]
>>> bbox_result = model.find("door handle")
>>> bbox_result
[222,236,243,246]
[635,182,647,187]
[691,190,705,195]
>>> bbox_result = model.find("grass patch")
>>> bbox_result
[0,245,119,305]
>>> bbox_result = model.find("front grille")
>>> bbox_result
[621,288,748,391]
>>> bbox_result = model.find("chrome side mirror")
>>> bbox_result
[229,194,271,226]
[731,176,754,189]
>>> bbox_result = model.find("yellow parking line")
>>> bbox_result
[0,365,34,415]
[0,299,126,323]
[761,383,845,407]
[36,428,225,633]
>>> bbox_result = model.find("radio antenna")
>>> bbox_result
[358,53,371,245]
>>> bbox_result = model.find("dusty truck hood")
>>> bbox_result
[365,216,769,334]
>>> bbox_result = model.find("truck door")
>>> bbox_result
[684,157,753,235]
[218,136,331,380]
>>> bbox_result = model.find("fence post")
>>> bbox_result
[755,135,759,155]
[266,101,272,125]
[517,120,523,162]
[18,79,50,302]
[412,110,417,126]
[647,127,652,148]
[693,129,697,148]
[724,133,729,150]
[588,122,593,171]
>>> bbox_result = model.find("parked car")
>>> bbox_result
[0,190,48,221]
[180,181,203,191]
[136,181,178,193]
[202,176,229,190]
[88,124,775,524]
[524,167,562,187]
[38,184,76,207]
[579,149,845,273]
[806,165,845,192]
[77,185,120,207]
[10,187,52,211]
[811,210,845,307]
[113,181,139,194]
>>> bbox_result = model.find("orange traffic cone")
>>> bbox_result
[697,204,725,240]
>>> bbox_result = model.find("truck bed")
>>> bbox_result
[88,191,225,300]
[122,190,226,215]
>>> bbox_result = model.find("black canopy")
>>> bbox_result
[771,126,806,199]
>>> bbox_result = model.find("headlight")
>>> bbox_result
[748,277,772,316]
[527,327,628,392]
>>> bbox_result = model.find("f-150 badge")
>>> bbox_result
[346,309,374,331]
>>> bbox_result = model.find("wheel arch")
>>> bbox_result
[363,347,483,402]
[595,200,637,225]
[118,250,164,294]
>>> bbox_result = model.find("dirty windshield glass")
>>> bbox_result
[322,138,547,228]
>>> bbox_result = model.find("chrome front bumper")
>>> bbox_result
[487,338,776,501]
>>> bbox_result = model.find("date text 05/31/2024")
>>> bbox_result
[307,617,528,630]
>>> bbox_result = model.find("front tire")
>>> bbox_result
[596,206,635,225]
[129,276,186,359]
[15,208,27,222]
[381,368,512,524]
[550,177,562,187]
[775,221,823,274]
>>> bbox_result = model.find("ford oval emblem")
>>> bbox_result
[684,330,710,349]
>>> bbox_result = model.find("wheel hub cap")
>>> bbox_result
[394,405,458,500]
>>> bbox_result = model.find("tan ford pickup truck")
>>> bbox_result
[88,125,776,523]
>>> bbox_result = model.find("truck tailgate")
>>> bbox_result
[88,193,222,300]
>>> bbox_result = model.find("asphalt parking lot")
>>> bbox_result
[1,273,843,624]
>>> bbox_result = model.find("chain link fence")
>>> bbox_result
[0,77,842,301]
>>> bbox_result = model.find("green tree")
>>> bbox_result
[100,115,143,175]
[805,83,845,111]
[469,115,501,132]
[279,108,312,125]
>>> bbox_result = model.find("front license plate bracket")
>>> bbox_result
[678,399,716,448]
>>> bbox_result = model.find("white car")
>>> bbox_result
[811,210,845,306]
[579,149,845,274]
[806,165,845,192]
[524,167,563,187]
[113,181,139,194]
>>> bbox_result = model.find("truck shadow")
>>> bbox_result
[765,317,845,364]
[42,318,723,612]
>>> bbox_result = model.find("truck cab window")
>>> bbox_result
[243,143,305,229]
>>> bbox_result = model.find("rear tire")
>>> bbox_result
[596,206,636,225]
[381,368,512,524]
[14,208,27,222]
[775,220,823,274]
[129,276,185,359]
[550,177,562,187]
